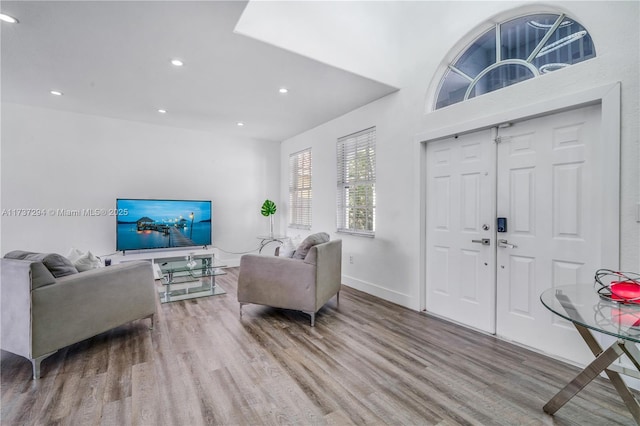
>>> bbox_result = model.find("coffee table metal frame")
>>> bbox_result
[158,254,226,303]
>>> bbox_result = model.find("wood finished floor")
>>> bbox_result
[1,267,636,425]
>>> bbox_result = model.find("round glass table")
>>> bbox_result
[541,284,640,343]
[540,285,640,423]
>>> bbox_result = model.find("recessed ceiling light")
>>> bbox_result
[279,87,289,94]
[0,13,19,24]
[236,121,244,127]
[158,109,167,114]
[50,90,63,96]
[171,59,184,67]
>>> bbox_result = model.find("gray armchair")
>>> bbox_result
[1,254,156,379]
[238,239,342,326]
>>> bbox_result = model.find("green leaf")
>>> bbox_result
[260,199,277,217]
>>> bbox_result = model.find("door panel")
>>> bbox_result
[426,105,604,364]
[426,130,496,333]
[495,105,601,365]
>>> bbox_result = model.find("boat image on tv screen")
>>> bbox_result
[116,199,212,251]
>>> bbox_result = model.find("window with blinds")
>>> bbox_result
[288,148,312,229]
[336,127,376,236]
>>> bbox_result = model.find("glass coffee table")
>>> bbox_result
[158,254,226,303]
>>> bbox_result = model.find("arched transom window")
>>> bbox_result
[435,13,596,110]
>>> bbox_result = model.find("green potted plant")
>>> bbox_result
[261,199,277,237]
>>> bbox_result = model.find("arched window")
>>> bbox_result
[435,13,595,110]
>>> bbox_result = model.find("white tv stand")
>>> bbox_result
[109,247,219,280]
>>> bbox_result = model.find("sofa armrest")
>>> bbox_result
[0,259,38,358]
[238,254,316,312]
[30,261,156,358]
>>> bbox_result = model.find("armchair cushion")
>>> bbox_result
[4,250,78,278]
[292,232,330,260]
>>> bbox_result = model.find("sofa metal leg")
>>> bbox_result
[239,303,247,318]
[336,291,340,306]
[31,351,56,380]
[148,313,155,330]
[306,312,315,327]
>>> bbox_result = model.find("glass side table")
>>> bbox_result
[158,254,226,303]
[257,235,289,254]
[540,285,640,423]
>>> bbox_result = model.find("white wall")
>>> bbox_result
[279,1,639,310]
[236,1,532,88]
[236,1,404,87]
[0,103,281,265]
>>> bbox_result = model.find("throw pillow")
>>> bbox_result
[67,248,103,272]
[292,232,330,260]
[66,247,84,264]
[4,250,78,278]
[76,251,103,272]
[278,239,296,258]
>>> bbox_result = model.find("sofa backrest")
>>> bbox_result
[1,258,57,290]
[4,251,78,280]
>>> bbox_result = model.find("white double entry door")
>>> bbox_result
[426,104,607,363]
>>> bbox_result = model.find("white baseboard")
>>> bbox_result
[341,274,419,311]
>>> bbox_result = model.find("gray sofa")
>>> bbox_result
[1,252,156,379]
[237,238,342,326]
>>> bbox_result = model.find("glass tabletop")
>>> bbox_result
[159,255,226,277]
[540,284,640,343]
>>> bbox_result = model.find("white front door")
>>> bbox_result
[425,129,496,334]
[495,104,602,365]
[426,104,606,363]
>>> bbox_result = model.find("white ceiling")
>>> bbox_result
[0,1,398,142]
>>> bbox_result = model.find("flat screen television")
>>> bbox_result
[116,198,212,252]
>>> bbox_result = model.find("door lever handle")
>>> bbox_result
[471,238,491,246]
[498,239,517,249]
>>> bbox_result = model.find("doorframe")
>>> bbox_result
[418,82,621,312]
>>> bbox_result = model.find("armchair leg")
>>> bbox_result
[148,313,155,330]
[239,303,247,318]
[336,291,340,306]
[305,311,316,327]
[31,351,56,380]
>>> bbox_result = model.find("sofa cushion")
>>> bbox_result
[292,232,330,260]
[4,251,78,278]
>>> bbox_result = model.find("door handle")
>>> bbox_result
[498,239,517,249]
[471,238,491,246]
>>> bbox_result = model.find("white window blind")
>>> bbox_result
[336,127,376,236]
[288,148,312,229]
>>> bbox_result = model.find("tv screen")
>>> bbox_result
[116,198,212,252]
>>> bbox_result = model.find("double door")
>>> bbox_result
[426,105,604,363]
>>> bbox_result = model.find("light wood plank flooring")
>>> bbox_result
[1,267,636,425]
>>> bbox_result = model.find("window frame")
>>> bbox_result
[336,127,376,237]
[434,13,596,110]
[288,147,312,230]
